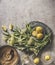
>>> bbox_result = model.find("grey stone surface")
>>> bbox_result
[0,0,55,65]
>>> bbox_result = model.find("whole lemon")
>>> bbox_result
[32,31,37,36]
[36,26,43,33]
[36,33,43,39]
[44,55,51,61]
[34,57,40,64]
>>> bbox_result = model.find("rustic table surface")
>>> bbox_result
[0,0,55,65]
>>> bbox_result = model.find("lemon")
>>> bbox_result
[44,55,51,61]
[36,26,43,33]
[36,33,43,39]
[34,57,40,64]
[32,31,37,36]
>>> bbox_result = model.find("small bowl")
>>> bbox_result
[0,45,20,65]
[41,51,55,65]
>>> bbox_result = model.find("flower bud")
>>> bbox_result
[9,24,13,30]
[2,25,7,32]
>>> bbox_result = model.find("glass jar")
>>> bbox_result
[41,51,55,65]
